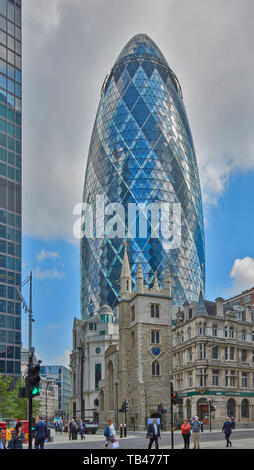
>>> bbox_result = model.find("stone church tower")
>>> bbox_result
[117,242,173,430]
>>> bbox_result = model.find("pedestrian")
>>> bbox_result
[104,419,115,448]
[11,422,26,449]
[69,419,78,440]
[181,419,191,449]
[34,416,48,449]
[146,418,161,450]
[59,421,63,434]
[191,416,201,449]
[231,417,235,430]
[0,428,6,449]
[222,417,233,448]
[79,420,86,440]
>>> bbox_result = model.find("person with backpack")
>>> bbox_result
[104,419,115,448]
[181,419,191,449]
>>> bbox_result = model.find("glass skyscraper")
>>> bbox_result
[0,0,22,379]
[81,34,205,318]
[40,365,72,416]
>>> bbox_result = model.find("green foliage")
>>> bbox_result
[0,374,13,418]
[0,375,42,420]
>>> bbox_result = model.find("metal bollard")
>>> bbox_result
[124,424,127,438]
[120,424,123,438]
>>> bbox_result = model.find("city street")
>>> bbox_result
[36,429,254,450]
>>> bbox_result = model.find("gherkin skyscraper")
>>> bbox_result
[81,34,205,318]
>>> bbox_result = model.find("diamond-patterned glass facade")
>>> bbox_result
[81,34,205,318]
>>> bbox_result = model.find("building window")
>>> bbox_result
[199,343,206,359]
[188,371,193,387]
[252,331,254,342]
[242,349,247,363]
[198,368,207,387]
[177,351,181,366]
[230,370,236,387]
[241,399,249,418]
[229,327,235,339]
[95,363,101,391]
[212,325,217,337]
[151,304,159,318]
[131,331,135,347]
[243,295,251,305]
[230,347,235,361]
[212,370,219,386]
[152,361,160,376]
[242,330,246,341]
[224,326,228,338]
[242,372,248,388]
[151,330,160,344]
[212,346,218,360]
[187,347,192,362]
[225,370,229,387]
[131,305,135,322]
[198,322,206,336]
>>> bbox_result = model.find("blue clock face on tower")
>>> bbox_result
[152,346,160,356]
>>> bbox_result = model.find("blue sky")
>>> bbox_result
[21,0,254,365]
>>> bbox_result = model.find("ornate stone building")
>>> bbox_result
[172,293,254,427]
[99,242,173,430]
[70,305,119,422]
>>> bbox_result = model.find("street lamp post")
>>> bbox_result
[78,347,85,420]
[16,271,34,450]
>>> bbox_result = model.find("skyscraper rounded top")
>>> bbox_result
[115,33,168,67]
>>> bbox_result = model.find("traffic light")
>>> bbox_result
[31,417,36,438]
[171,392,183,405]
[171,392,178,405]
[210,403,216,412]
[28,363,41,397]
[122,400,128,412]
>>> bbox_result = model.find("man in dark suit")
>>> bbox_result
[222,417,233,447]
[34,417,48,449]
[146,418,161,449]
[0,428,6,449]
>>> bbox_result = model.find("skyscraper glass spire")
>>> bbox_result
[81,34,205,318]
[0,0,22,379]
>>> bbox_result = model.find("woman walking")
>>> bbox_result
[12,422,26,449]
[181,419,191,449]
[104,419,116,448]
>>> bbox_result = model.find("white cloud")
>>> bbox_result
[36,250,59,263]
[33,267,65,280]
[230,257,254,292]
[22,0,254,241]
